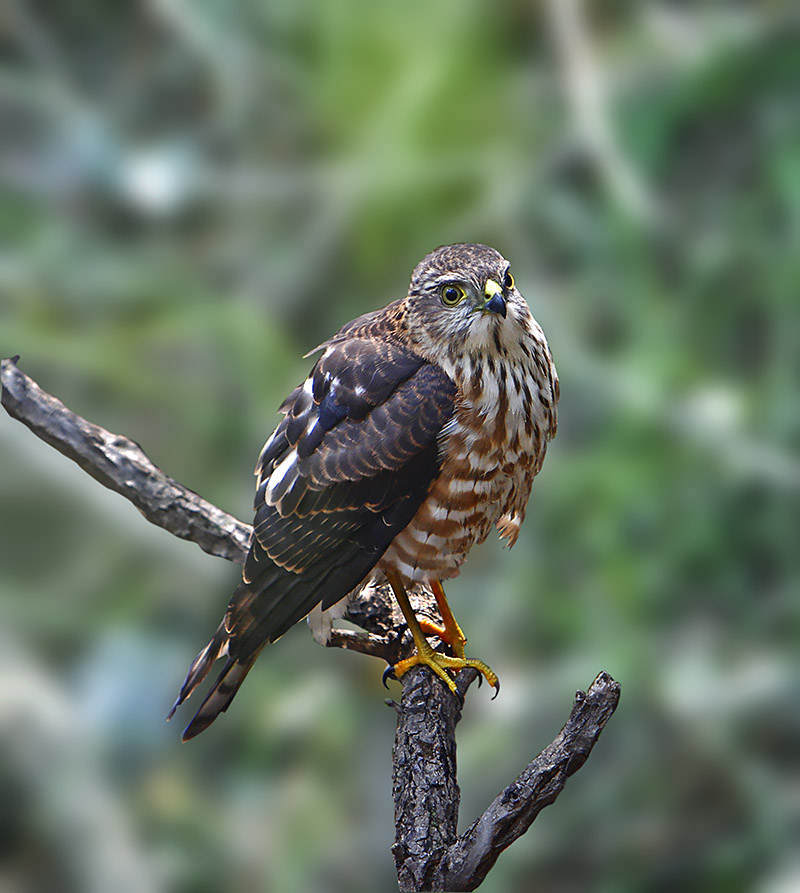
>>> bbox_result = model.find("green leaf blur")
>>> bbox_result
[1,2,798,891]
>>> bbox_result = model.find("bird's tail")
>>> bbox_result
[167,621,262,742]
[168,566,337,740]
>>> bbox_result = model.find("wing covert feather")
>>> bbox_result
[174,334,457,739]
[246,351,455,586]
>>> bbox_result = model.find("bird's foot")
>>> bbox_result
[417,617,467,658]
[386,638,499,698]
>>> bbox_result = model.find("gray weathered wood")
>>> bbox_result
[1,355,620,891]
[1,356,251,563]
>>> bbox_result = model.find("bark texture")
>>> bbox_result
[2,355,621,891]
[0,356,251,563]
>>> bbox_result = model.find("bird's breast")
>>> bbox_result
[378,353,552,586]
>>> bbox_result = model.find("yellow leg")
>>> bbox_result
[420,578,467,658]
[385,570,499,696]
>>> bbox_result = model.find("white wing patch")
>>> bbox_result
[265,448,298,505]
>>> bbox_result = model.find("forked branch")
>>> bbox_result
[1,355,620,891]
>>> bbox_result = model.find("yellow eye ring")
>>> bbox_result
[503,270,514,289]
[440,284,467,306]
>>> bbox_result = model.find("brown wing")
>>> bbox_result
[170,335,456,739]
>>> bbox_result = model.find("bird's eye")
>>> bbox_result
[503,270,514,290]
[440,284,466,306]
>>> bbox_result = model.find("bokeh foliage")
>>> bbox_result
[1,2,798,891]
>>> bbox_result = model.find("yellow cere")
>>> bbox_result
[483,279,502,298]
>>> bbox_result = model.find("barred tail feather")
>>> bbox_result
[167,625,228,722]
[180,653,261,741]
[169,549,378,740]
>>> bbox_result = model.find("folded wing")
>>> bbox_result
[171,336,456,739]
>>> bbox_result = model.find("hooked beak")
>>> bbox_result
[482,279,507,318]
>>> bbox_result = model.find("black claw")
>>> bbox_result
[476,673,483,689]
[382,665,397,688]
[491,680,500,700]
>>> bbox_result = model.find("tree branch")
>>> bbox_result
[440,671,621,891]
[1,355,621,891]
[391,666,476,892]
[0,356,251,563]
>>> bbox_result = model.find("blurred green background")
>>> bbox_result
[1,2,799,891]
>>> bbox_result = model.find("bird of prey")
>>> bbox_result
[169,243,558,740]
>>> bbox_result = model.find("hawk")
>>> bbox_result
[169,243,558,740]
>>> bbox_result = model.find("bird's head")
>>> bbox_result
[404,243,535,363]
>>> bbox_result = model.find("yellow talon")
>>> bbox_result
[392,639,499,695]
[384,570,500,697]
